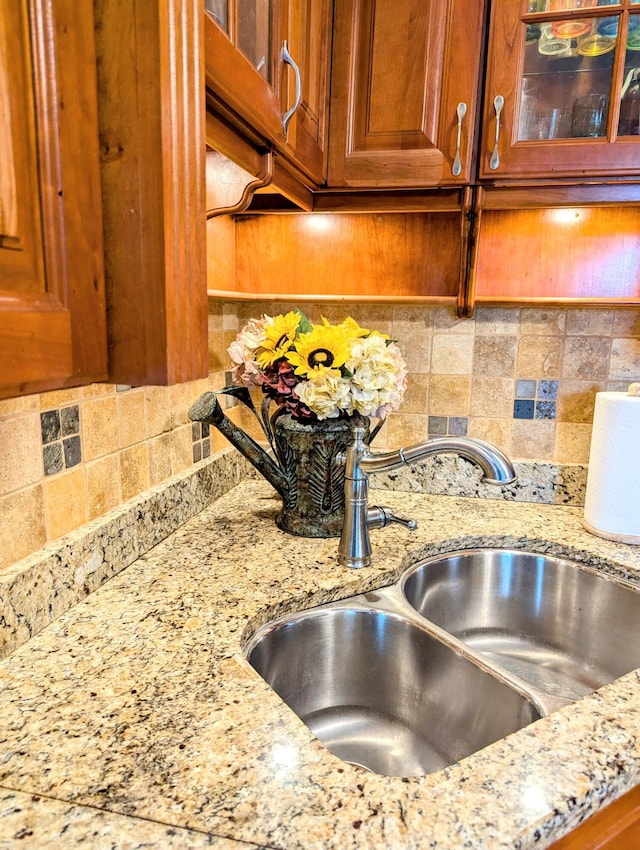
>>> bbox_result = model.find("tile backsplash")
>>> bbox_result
[2,300,639,572]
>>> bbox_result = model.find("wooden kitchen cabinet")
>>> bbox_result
[204,0,332,185]
[480,0,640,181]
[327,0,487,188]
[0,0,107,399]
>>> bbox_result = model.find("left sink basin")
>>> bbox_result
[246,604,540,777]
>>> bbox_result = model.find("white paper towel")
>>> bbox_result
[584,391,640,544]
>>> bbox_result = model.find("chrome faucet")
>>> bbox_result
[337,426,517,569]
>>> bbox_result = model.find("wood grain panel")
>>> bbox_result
[475,207,640,301]
[232,213,460,299]
[95,0,208,386]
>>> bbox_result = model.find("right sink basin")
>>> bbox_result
[401,548,640,702]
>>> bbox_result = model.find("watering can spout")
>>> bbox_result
[188,392,289,499]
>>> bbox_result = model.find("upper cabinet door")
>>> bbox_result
[328,0,487,188]
[0,0,107,399]
[481,0,640,180]
[204,0,332,184]
[204,1,285,148]
[278,0,333,184]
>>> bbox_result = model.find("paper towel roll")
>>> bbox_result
[584,390,640,544]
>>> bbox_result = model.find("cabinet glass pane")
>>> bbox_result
[205,0,229,33]
[519,15,618,140]
[237,0,272,82]
[619,14,640,134]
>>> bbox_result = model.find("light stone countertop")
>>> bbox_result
[1,480,640,849]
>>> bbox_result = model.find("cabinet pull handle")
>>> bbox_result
[281,41,302,135]
[452,101,467,176]
[489,95,504,170]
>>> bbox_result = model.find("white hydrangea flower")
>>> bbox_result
[295,372,353,419]
[345,335,407,418]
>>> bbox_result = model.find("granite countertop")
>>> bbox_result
[1,480,640,849]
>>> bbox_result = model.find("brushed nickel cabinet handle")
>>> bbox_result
[489,95,504,170]
[281,41,302,135]
[452,101,467,176]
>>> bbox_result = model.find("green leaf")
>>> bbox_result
[296,312,313,335]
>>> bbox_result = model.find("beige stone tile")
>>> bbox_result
[148,433,173,486]
[383,413,429,448]
[171,424,194,475]
[400,373,428,415]
[431,334,474,375]
[510,420,555,461]
[81,383,117,399]
[554,422,593,464]
[475,307,520,335]
[470,377,514,419]
[209,314,230,372]
[612,308,640,337]
[391,327,431,373]
[473,336,518,377]
[170,382,201,429]
[44,467,87,542]
[607,380,633,392]
[516,337,562,378]
[0,395,39,420]
[519,307,566,336]
[557,380,605,423]
[86,454,122,521]
[0,485,46,570]
[81,396,118,461]
[392,306,433,331]
[40,387,81,409]
[428,376,471,416]
[144,385,173,437]
[431,306,475,333]
[120,443,150,502]
[117,390,146,449]
[209,426,233,455]
[0,413,42,494]
[467,418,512,455]
[565,308,613,336]
[561,337,610,380]
[221,302,238,331]
[610,337,640,381]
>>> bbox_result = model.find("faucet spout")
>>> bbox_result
[338,428,516,569]
[360,436,516,484]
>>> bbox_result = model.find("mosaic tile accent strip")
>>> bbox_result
[513,380,558,420]
[41,405,81,475]
[191,421,211,463]
[428,415,468,437]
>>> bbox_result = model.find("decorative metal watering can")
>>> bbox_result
[189,389,370,538]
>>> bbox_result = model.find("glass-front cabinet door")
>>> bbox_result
[481,0,640,178]
[205,0,275,83]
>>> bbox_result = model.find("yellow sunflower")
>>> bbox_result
[285,323,351,378]
[256,311,302,367]
[339,316,370,338]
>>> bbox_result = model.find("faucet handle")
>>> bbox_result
[367,506,418,532]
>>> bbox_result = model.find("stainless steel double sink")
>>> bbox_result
[245,549,640,777]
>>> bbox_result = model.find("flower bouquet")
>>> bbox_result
[227,310,407,421]
[205,311,407,538]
